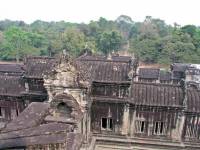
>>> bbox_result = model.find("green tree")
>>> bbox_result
[181,25,196,37]
[130,37,161,63]
[96,31,123,54]
[116,15,134,40]
[61,28,86,57]
[1,26,45,61]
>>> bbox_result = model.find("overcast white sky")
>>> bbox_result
[0,0,199,26]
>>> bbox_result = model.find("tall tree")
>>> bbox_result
[96,31,123,54]
[1,27,45,61]
[61,28,86,57]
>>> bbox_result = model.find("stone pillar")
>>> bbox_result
[43,76,52,102]
[81,113,87,137]
[130,110,136,136]
[121,104,130,135]
[171,112,185,142]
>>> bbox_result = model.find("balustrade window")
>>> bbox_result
[101,118,113,130]
[135,120,147,133]
[154,121,166,135]
[185,117,200,139]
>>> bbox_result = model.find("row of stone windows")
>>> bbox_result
[100,117,166,135]
[135,120,166,135]
[100,117,200,139]
[185,116,200,139]
[185,124,200,138]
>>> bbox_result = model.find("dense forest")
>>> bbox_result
[0,15,200,64]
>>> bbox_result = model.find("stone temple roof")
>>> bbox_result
[130,82,183,107]
[160,71,171,81]
[0,75,25,97]
[0,102,83,149]
[0,54,200,114]
[75,53,133,83]
[0,64,24,76]
[24,56,57,78]
[187,87,200,113]
[138,68,160,79]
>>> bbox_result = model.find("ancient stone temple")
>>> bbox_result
[0,53,89,150]
[0,51,200,149]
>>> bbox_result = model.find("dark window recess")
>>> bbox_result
[102,118,107,129]
[141,121,145,132]
[109,119,113,129]
[16,109,19,116]
[155,122,158,133]
[101,118,113,130]
[57,102,72,117]
[135,120,147,133]
[154,122,165,135]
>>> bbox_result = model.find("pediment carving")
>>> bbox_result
[44,50,89,88]
[43,51,89,123]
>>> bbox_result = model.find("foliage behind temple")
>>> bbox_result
[0,16,200,64]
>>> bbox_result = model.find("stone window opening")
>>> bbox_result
[185,117,200,138]
[16,109,19,116]
[154,121,165,135]
[57,102,72,117]
[101,117,113,130]
[135,120,147,133]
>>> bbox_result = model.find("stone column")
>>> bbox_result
[121,104,130,135]
[130,110,136,136]
[171,112,185,142]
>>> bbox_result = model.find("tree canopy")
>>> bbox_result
[0,16,200,64]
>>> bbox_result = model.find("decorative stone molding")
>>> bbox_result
[43,51,90,124]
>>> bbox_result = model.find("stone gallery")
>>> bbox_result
[0,50,200,149]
